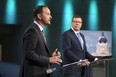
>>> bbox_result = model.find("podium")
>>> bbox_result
[91,58,114,77]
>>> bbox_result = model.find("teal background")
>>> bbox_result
[0,0,116,77]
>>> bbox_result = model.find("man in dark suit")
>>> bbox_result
[19,5,62,77]
[61,15,98,77]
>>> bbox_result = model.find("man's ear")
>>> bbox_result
[37,14,41,20]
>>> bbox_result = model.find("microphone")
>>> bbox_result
[55,49,58,56]
[46,68,56,74]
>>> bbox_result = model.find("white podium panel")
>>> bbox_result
[92,67,106,77]
[91,58,114,77]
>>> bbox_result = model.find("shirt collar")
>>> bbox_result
[71,27,80,34]
[34,21,43,31]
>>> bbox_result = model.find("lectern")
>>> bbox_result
[91,58,114,77]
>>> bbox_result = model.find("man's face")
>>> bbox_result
[40,7,52,26]
[72,18,82,31]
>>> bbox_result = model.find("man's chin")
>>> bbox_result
[45,23,51,26]
[48,22,51,25]
[74,29,80,31]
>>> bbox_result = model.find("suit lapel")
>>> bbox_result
[69,29,84,50]
[33,23,50,55]
[80,33,86,50]
[33,23,46,43]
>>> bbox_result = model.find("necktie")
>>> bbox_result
[42,30,46,43]
[77,33,84,49]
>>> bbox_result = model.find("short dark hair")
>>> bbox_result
[33,5,48,20]
[72,15,82,21]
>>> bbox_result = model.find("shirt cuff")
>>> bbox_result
[94,58,98,61]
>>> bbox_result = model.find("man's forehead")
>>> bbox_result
[42,7,50,13]
[73,18,82,20]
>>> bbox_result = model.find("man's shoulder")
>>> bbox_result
[27,23,40,30]
[63,29,73,34]
[62,29,75,38]
[23,23,39,34]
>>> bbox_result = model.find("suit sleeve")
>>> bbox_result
[83,35,95,61]
[85,50,95,61]
[23,28,49,66]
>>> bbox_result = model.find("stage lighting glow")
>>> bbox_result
[88,0,98,30]
[37,0,45,5]
[113,1,116,39]
[5,0,16,24]
[62,1,73,33]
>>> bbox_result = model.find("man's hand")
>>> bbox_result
[96,59,105,64]
[50,48,62,64]
[49,56,62,64]
[79,59,90,66]
[52,48,61,57]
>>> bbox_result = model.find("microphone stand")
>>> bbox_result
[46,60,86,74]
[47,58,111,74]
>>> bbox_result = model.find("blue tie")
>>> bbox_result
[77,33,84,49]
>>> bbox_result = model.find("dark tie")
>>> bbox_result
[42,30,46,43]
[77,33,84,49]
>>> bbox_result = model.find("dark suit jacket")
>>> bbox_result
[19,23,50,77]
[61,29,95,76]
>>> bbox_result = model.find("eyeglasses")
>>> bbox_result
[72,21,82,23]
